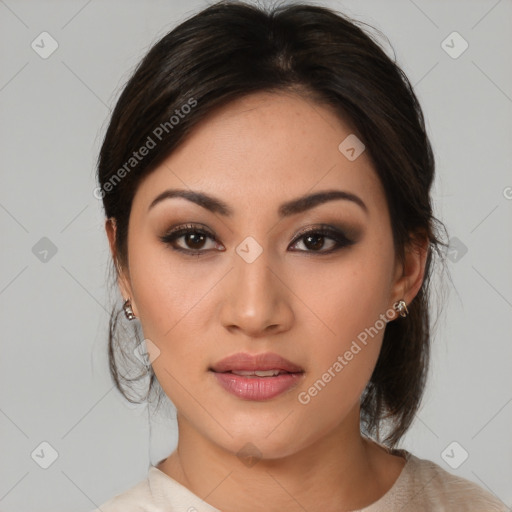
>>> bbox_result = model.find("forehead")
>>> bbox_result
[132,91,386,217]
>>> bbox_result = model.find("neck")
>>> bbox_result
[157,406,404,511]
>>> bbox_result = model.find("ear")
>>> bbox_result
[390,230,430,319]
[105,217,137,315]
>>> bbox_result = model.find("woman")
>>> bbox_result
[93,1,507,510]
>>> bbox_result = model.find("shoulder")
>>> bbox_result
[89,466,220,512]
[90,477,151,512]
[394,451,508,511]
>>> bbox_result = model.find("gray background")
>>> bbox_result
[1,0,511,510]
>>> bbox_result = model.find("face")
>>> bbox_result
[109,91,412,460]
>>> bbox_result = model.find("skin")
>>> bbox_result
[106,91,428,511]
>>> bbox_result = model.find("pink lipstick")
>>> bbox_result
[210,352,304,401]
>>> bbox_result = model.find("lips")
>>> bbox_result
[210,352,304,374]
[210,352,304,401]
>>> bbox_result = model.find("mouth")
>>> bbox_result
[209,352,305,401]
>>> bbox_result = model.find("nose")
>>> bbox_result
[219,242,294,338]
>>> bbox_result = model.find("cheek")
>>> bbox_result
[291,246,393,418]
[296,289,388,435]
[126,239,222,388]
[128,237,213,333]
[290,243,393,345]
[299,302,386,417]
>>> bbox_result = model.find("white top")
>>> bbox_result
[93,449,508,511]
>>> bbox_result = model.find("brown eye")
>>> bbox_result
[289,226,355,254]
[183,232,208,250]
[160,224,220,254]
[302,233,331,251]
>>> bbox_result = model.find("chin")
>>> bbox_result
[209,419,317,463]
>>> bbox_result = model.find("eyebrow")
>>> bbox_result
[148,188,368,217]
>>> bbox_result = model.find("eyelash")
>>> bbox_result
[159,223,356,257]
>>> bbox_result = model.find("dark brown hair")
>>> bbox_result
[97,0,449,447]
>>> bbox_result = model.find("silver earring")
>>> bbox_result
[393,299,409,318]
[123,298,136,320]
